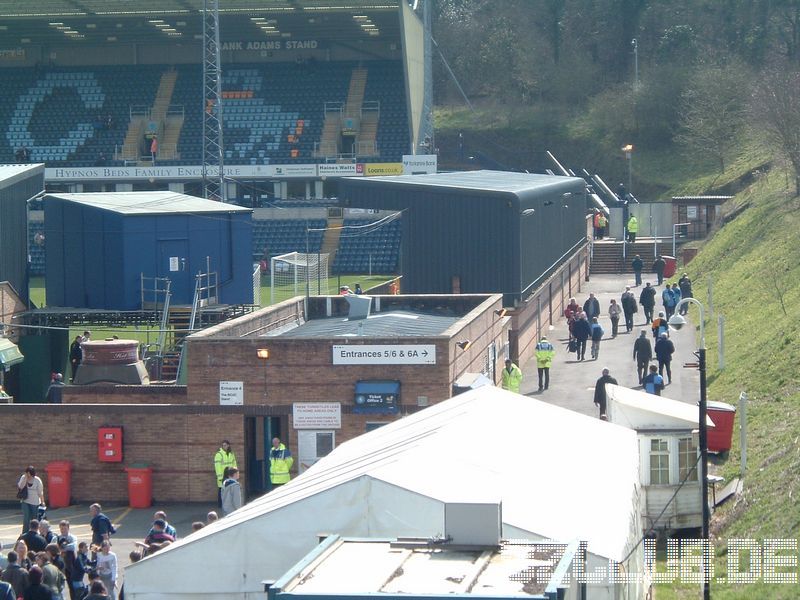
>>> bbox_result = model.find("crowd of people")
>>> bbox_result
[500,268,693,410]
[5,466,235,600]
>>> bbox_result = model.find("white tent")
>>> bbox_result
[126,388,644,600]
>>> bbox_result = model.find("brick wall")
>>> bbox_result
[0,404,244,504]
[62,385,187,404]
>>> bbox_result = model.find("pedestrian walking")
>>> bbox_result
[671,283,682,312]
[661,284,676,319]
[653,256,666,286]
[590,317,604,360]
[632,329,653,385]
[564,297,580,339]
[608,299,622,337]
[597,213,608,239]
[655,332,675,384]
[501,359,523,393]
[643,365,665,396]
[651,311,669,339]
[621,286,638,332]
[583,293,600,320]
[678,273,693,315]
[572,313,591,361]
[534,336,555,391]
[593,368,618,419]
[639,282,656,323]
[632,255,643,287]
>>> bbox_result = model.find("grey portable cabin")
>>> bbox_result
[339,170,587,305]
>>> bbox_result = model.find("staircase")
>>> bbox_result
[590,240,665,274]
[358,110,379,156]
[344,67,368,120]
[119,69,179,164]
[321,217,344,262]
[315,116,340,157]
[119,118,145,162]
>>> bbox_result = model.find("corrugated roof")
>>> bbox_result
[0,163,44,190]
[266,310,460,338]
[45,191,252,215]
[345,169,583,195]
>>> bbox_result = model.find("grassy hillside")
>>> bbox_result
[655,168,800,599]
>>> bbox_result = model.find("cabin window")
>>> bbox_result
[649,439,670,484]
[678,437,698,482]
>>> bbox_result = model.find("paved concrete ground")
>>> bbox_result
[0,501,217,587]
[519,273,702,417]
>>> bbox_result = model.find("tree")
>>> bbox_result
[675,62,751,172]
[752,65,800,195]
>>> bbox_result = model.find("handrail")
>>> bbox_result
[324,101,344,113]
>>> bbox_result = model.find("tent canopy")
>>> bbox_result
[126,387,641,599]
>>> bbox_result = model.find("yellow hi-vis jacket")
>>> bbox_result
[627,216,639,233]
[214,448,238,488]
[535,340,555,368]
[269,443,294,485]
[501,363,523,393]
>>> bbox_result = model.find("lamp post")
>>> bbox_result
[668,299,710,600]
[621,144,633,192]
[256,348,269,402]
[631,38,639,88]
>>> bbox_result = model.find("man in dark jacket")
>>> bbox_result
[583,293,600,320]
[632,255,644,286]
[678,273,693,315]
[632,329,653,385]
[572,314,592,362]
[621,286,638,332]
[639,282,656,324]
[653,256,666,285]
[21,519,48,552]
[593,368,618,418]
[1,551,29,598]
[654,332,675,384]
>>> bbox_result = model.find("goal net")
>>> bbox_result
[270,252,330,304]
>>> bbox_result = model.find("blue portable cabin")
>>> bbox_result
[44,191,252,310]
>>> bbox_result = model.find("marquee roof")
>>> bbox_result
[125,387,642,599]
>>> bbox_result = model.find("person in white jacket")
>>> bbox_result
[95,540,117,600]
[221,467,243,516]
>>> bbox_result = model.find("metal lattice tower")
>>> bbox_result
[202,0,225,202]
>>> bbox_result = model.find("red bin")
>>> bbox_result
[706,401,736,453]
[125,466,153,508]
[662,255,677,279]
[46,461,72,508]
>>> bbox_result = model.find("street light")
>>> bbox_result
[256,348,269,402]
[668,299,710,600]
[631,38,639,88]
[621,144,633,192]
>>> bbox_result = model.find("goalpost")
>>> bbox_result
[270,252,330,305]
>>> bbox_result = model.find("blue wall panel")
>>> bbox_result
[46,196,253,311]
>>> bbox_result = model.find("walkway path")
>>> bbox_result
[518,273,702,417]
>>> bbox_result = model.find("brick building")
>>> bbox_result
[0,245,588,504]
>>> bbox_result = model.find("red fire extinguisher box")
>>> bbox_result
[98,427,123,462]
